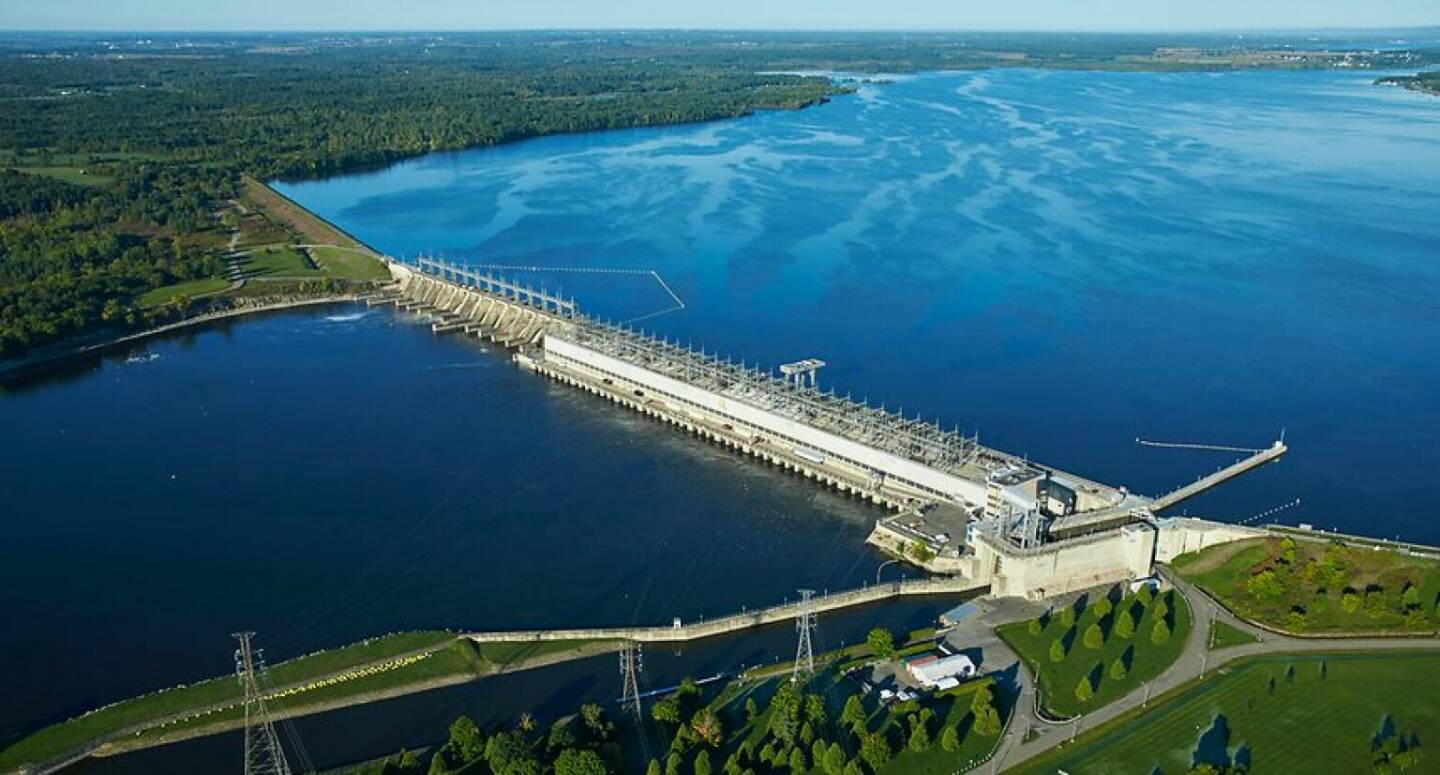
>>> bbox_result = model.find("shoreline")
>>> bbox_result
[1,163,396,384]
[0,294,371,382]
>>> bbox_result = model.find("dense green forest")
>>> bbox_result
[0,167,230,354]
[2,31,1438,359]
[0,37,842,180]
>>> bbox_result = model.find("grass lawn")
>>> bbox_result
[237,246,321,279]
[312,246,391,282]
[0,150,166,166]
[12,165,114,187]
[1011,651,1440,775]
[1173,537,1440,634]
[471,640,612,669]
[234,213,293,248]
[998,587,1192,718]
[242,175,364,249]
[1210,621,1261,650]
[134,277,233,308]
[132,639,486,743]
[0,631,455,770]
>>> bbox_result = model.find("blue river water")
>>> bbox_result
[3,67,1439,770]
[278,68,1440,539]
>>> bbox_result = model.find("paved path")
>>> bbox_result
[988,567,1440,772]
[941,598,1043,773]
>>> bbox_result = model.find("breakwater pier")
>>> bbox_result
[464,576,986,645]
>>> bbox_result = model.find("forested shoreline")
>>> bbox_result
[0,166,233,354]
[0,36,844,357]
[3,31,1438,358]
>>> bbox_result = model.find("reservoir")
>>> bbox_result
[4,67,1439,769]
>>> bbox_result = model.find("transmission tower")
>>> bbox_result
[792,589,816,683]
[619,640,644,720]
[233,632,294,775]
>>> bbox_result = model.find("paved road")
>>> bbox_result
[987,568,1440,772]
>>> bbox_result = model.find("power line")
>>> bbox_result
[233,632,295,775]
[255,648,315,775]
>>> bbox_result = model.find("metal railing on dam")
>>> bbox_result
[463,576,986,645]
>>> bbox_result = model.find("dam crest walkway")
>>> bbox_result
[463,576,986,645]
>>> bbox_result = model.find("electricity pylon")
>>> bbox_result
[619,640,644,720]
[792,589,816,682]
[233,632,293,775]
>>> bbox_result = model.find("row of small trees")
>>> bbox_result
[1029,585,1175,704]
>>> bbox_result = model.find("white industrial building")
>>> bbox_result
[905,654,977,688]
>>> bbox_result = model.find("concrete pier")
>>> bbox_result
[1150,442,1289,513]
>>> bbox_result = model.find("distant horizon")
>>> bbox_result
[4,24,1440,36]
[4,0,1436,35]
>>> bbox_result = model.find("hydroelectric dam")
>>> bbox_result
[373,257,1288,600]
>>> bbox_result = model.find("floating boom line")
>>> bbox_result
[450,261,686,325]
[1238,497,1302,526]
[1136,438,1266,455]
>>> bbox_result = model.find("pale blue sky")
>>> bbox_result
[3,0,1437,32]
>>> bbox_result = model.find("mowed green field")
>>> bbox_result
[13,165,113,187]
[135,277,233,308]
[310,246,391,282]
[236,246,321,279]
[1013,651,1440,775]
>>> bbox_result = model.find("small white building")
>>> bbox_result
[906,654,977,688]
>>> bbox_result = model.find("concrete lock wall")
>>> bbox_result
[1153,517,1267,563]
[975,524,1157,600]
[865,521,970,575]
[544,334,988,506]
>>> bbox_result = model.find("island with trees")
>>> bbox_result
[1377,71,1440,97]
